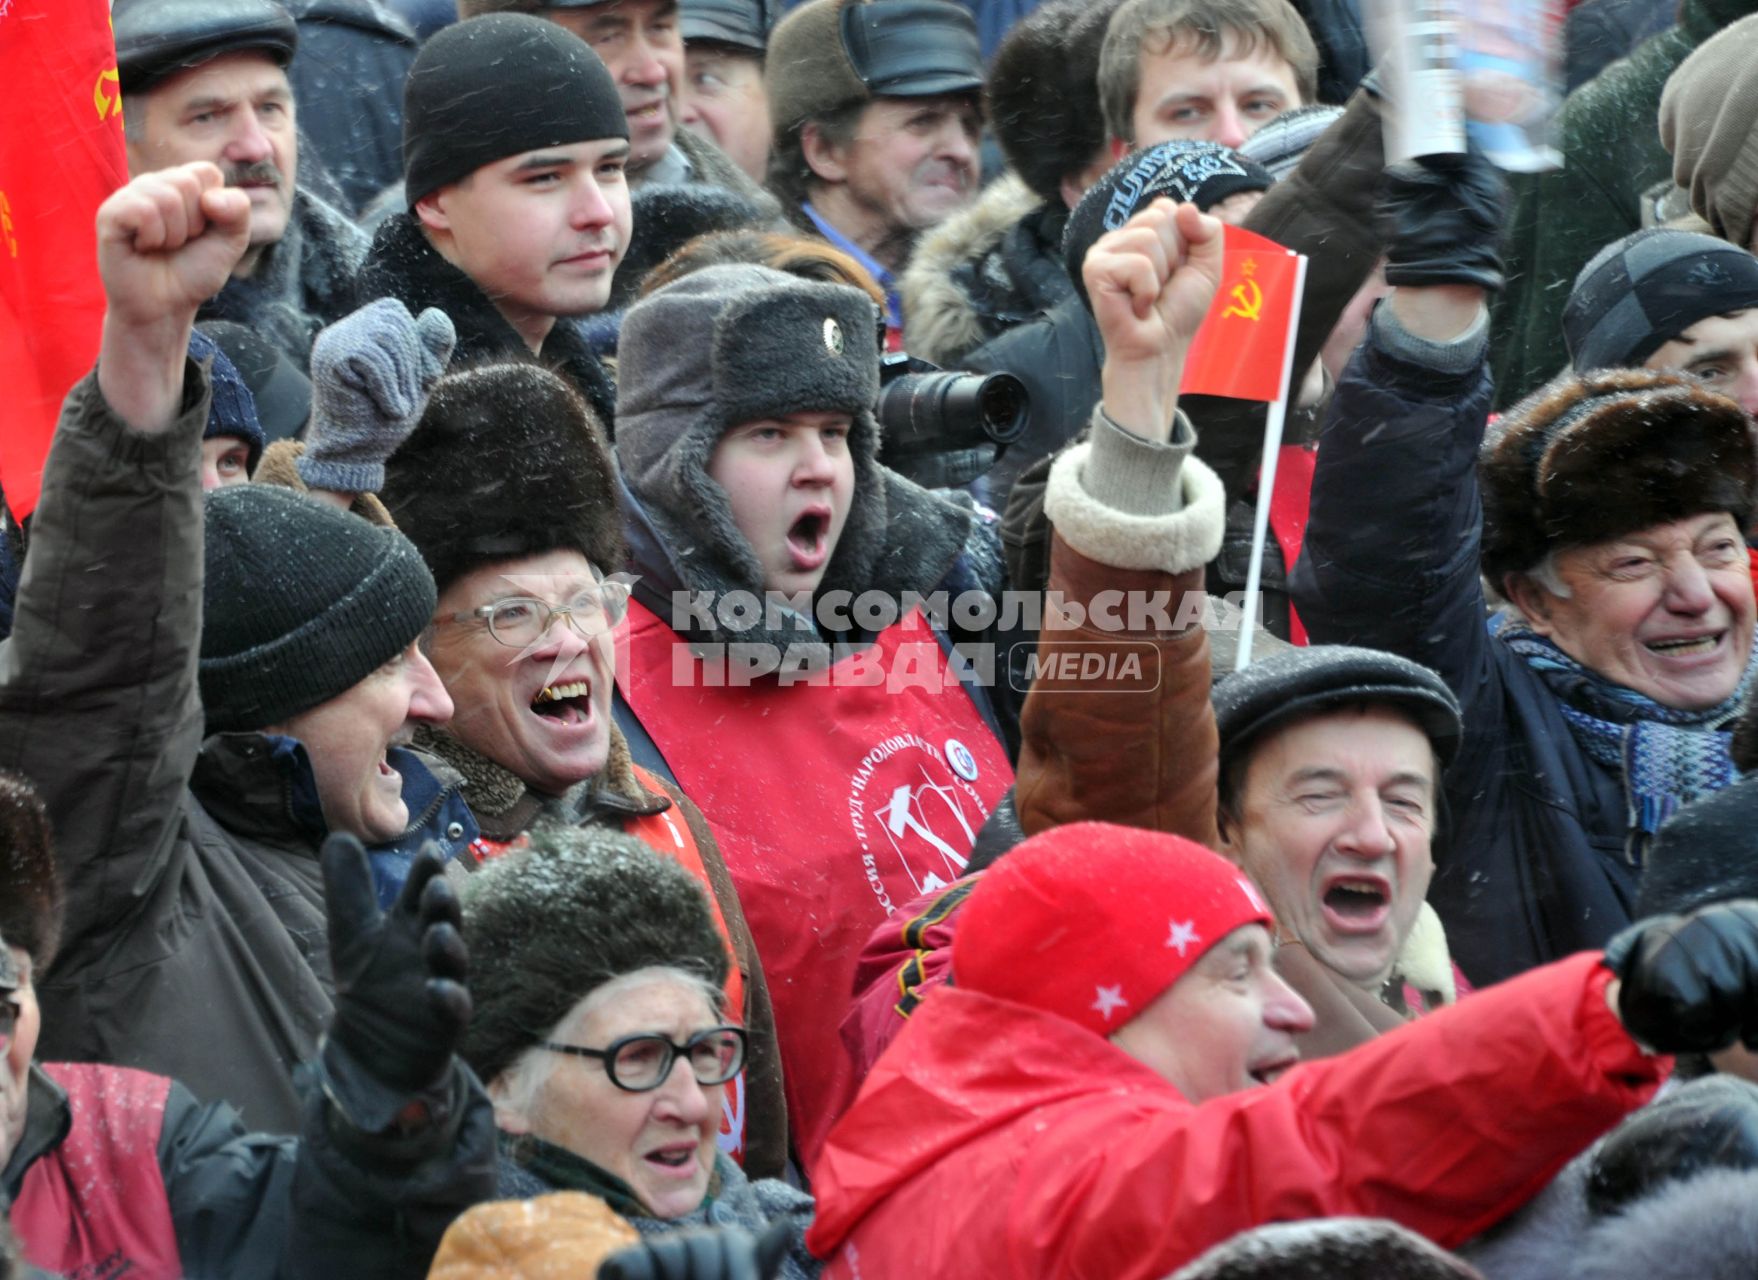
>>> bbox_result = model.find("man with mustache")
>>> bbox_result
[115,0,370,364]
[764,0,987,349]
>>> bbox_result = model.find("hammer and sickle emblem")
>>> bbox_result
[0,191,16,259]
[1222,278,1263,322]
[94,68,122,122]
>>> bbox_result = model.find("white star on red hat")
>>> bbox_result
[1091,984,1129,1021]
[1166,919,1200,956]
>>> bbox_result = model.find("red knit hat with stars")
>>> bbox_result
[953,822,1273,1037]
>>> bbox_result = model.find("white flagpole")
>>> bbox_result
[1234,253,1309,672]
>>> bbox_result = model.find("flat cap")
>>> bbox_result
[115,0,298,95]
[681,0,777,50]
[1213,645,1463,766]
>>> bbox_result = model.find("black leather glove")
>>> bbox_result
[1377,151,1505,292]
[322,834,470,1094]
[1586,1075,1758,1217]
[597,1219,794,1280]
[1603,900,1758,1055]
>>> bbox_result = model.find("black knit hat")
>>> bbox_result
[1478,367,1756,584]
[403,14,629,208]
[114,0,297,94]
[381,362,626,596]
[1065,141,1275,308]
[190,327,266,472]
[988,0,1125,207]
[1212,644,1464,769]
[1564,227,1758,372]
[200,484,437,732]
[0,770,64,974]
[461,826,732,1086]
[1637,776,1758,918]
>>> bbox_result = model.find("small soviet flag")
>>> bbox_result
[0,0,128,520]
[1180,225,1302,402]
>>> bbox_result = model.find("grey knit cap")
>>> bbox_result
[200,484,436,732]
[1238,104,1345,183]
[615,263,886,641]
[461,826,731,1086]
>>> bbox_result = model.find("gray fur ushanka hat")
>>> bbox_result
[614,262,886,604]
[461,826,731,1086]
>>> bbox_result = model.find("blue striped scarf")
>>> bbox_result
[1497,618,1756,860]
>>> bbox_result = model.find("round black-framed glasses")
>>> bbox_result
[541,1025,747,1093]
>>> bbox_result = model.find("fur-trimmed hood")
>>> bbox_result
[1479,366,1757,585]
[353,211,619,429]
[901,174,1073,367]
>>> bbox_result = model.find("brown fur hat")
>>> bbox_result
[380,362,626,597]
[1479,367,1756,588]
[0,770,64,973]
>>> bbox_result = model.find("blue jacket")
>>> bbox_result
[1290,321,1636,986]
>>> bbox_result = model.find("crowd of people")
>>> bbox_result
[11,0,1758,1275]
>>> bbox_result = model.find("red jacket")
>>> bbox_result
[808,953,1665,1279]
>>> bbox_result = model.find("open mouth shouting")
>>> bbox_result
[1320,874,1392,936]
[785,506,833,573]
[530,678,597,731]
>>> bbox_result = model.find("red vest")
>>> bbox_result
[13,1063,179,1280]
[466,765,751,1164]
[618,601,1013,1168]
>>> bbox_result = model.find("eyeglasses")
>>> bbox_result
[448,580,631,648]
[0,999,17,1051]
[541,1026,747,1093]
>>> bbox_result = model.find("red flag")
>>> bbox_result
[1179,225,1301,402]
[0,0,129,521]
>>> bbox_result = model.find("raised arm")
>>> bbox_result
[1015,201,1229,843]
[0,164,249,962]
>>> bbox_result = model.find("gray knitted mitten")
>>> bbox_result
[297,298,456,494]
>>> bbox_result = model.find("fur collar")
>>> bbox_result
[199,188,368,360]
[1395,901,1457,1004]
[901,174,1060,366]
[354,213,618,428]
[414,722,665,843]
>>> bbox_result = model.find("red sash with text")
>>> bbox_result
[617,600,1012,1169]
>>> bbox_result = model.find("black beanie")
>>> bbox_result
[1564,227,1758,371]
[403,13,629,208]
[1064,141,1274,308]
[200,484,437,732]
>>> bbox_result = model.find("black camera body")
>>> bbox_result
[874,353,1029,491]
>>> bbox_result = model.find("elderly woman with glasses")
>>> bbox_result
[462,826,820,1277]
[368,358,789,1179]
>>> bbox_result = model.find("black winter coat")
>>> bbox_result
[287,0,419,215]
[1290,321,1638,986]
[354,213,620,430]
